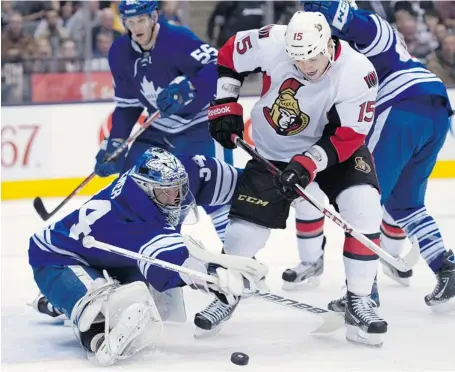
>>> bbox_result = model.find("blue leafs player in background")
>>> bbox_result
[94,0,232,244]
[299,0,455,312]
[29,147,261,366]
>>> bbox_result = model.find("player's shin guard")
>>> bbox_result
[380,212,412,286]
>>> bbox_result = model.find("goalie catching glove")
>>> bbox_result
[208,98,244,149]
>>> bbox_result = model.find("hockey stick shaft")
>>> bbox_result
[82,236,344,333]
[232,134,419,272]
[33,111,161,221]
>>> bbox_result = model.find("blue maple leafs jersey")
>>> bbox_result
[109,22,218,137]
[28,155,239,291]
[340,9,452,117]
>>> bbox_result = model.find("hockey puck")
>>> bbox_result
[231,352,249,366]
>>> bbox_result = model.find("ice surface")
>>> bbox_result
[2,180,455,371]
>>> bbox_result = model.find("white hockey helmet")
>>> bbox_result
[285,11,333,61]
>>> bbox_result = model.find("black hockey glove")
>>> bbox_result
[277,155,318,200]
[208,97,244,149]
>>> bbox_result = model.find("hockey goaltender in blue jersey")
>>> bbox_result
[29,149,239,297]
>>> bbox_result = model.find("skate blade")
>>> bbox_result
[346,325,384,347]
[282,276,321,291]
[311,311,345,334]
[429,299,455,314]
[193,324,222,339]
[382,265,411,287]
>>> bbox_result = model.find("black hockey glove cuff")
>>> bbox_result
[208,97,244,149]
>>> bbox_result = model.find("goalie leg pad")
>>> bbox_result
[94,281,163,367]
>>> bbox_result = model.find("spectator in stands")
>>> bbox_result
[1,1,14,31]
[424,8,441,34]
[207,1,264,49]
[434,23,449,51]
[435,1,455,30]
[427,33,455,86]
[91,8,121,52]
[356,1,395,23]
[14,1,57,22]
[107,0,125,34]
[34,8,70,55]
[159,1,182,25]
[395,6,435,62]
[85,31,112,72]
[31,37,56,72]
[60,1,75,27]
[67,0,101,54]
[55,38,82,72]
[1,12,36,63]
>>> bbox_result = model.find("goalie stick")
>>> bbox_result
[82,235,344,334]
[231,134,420,272]
[33,111,161,221]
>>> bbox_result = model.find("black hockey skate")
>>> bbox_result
[194,291,239,339]
[328,277,380,313]
[424,250,455,313]
[29,293,65,318]
[345,291,387,347]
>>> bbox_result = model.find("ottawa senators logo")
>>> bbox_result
[263,78,310,136]
[354,157,371,173]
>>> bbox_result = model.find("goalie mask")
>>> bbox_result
[130,148,196,227]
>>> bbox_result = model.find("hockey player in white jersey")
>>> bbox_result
[201,11,387,347]
[300,0,455,313]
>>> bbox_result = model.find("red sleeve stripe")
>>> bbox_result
[217,35,237,71]
[329,126,366,163]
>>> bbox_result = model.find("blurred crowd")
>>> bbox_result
[1,0,183,103]
[2,1,455,104]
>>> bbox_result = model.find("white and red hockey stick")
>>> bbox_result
[231,134,420,272]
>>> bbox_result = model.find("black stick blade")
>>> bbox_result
[33,197,51,221]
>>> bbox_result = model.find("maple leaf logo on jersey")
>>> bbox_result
[263,78,310,136]
[140,76,163,107]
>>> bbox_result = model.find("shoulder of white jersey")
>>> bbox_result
[336,41,378,98]
[239,24,286,50]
